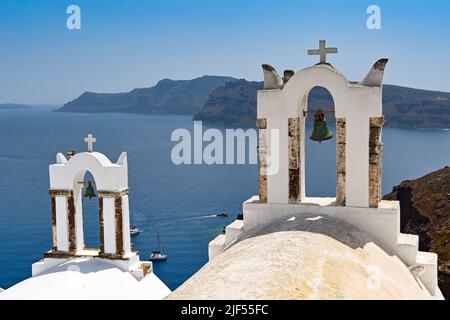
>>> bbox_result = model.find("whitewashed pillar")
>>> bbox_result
[121,194,132,255]
[73,186,85,251]
[49,190,74,253]
[345,118,370,207]
[98,189,131,257]
[99,194,117,255]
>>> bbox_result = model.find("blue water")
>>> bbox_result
[0,108,449,290]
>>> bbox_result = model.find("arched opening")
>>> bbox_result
[305,86,336,197]
[73,170,100,250]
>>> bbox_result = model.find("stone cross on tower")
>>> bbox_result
[307,40,338,64]
[84,134,96,152]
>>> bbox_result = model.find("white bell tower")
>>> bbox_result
[48,134,131,258]
[33,135,152,281]
[208,41,442,298]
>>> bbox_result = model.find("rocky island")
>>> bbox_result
[57,76,236,115]
[383,167,450,299]
[194,81,450,129]
[57,76,450,130]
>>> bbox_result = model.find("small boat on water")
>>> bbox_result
[148,232,167,262]
[149,250,167,261]
[216,212,228,218]
[130,226,141,236]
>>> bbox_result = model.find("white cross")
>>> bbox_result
[307,40,338,64]
[84,134,96,152]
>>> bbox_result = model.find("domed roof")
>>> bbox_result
[168,215,432,300]
[0,258,171,300]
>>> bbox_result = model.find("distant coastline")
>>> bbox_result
[55,76,450,130]
[0,104,31,110]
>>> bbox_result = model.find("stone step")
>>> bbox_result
[398,233,419,247]
[395,234,440,297]
[415,251,439,297]
[225,219,245,246]
[208,234,226,261]
[395,233,419,265]
[416,251,437,266]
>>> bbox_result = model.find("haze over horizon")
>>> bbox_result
[0,0,449,105]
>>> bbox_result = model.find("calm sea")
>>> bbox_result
[0,107,449,290]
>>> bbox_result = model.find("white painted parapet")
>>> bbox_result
[209,197,443,299]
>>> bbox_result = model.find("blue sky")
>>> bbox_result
[0,0,449,104]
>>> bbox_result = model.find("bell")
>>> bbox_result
[83,182,96,199]
[310,110,333,143]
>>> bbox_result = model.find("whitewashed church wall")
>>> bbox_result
[121,195,131,255]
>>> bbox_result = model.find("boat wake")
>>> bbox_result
[150,214,218,229]
[131,210,224,232]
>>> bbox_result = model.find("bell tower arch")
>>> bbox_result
[258,54,387,208]
[48,137,132,259]
[303,86,336,199]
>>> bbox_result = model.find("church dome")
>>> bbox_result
[0,258,171,300]
[168,215,432,300]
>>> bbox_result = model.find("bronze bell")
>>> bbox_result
[83,182,96,199]
[310,110,333,143]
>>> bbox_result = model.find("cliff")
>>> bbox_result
[383,167,450,299]
[194,81,450,129]
[57,76,450,129]
[57,76,237,115]
[192,79,262,126]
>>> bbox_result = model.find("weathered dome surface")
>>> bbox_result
[168,214,432,300]
[0,258,171,300]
